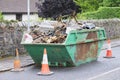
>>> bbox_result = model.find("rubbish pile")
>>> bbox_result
[22,20,96,44]
[30,21,67,43]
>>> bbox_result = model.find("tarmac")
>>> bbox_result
[0,38,120,72]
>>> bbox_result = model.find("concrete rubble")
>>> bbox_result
[25,20,96,44]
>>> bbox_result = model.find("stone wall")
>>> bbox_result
[80,19,120,39]
[0,19,120,57]
[0,22,27,57]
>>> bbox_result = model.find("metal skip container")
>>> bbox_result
[21,28,106,67]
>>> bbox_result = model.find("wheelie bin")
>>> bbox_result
[21,27,106,67]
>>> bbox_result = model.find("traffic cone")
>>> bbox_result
[37,48,53,75]
[104,39,115,58]
[11,48,24,72]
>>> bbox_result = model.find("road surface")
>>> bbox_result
[0,46,120,80]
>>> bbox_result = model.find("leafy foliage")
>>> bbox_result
[78,7,120,19]
[36,0,81,19]
[102,0,120,7]
[36,0,120,19]
[0,12,3,21]
[74,0,103,12]
[74,0,120,13]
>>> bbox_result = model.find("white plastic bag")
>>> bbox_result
[23,33,33,43]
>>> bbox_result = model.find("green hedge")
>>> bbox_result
[77,7,120,19]
[0,12,3,21]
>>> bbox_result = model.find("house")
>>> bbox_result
[0,0,39,21]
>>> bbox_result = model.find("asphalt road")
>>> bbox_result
[0,46,120,80]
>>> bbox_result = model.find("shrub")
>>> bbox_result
[0,12,3,21]
[78,7,120,19]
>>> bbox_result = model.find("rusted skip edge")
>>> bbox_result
[66,38,106,46]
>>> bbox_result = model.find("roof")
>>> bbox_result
[0,0,38,14]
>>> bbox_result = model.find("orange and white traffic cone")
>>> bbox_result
[104,39,115,58]
[37,48,53,75]
[11,48,24,72]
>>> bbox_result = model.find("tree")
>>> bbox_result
[36,0,81,19]
[102,0,120,7]
[74,0,103,12]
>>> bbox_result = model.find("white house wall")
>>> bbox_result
[22,14,38,21]
[3,14,39,21]
[3,14,16,21]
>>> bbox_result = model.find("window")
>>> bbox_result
[16,14,22,21]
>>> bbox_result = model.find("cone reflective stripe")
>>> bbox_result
[104,39,115,58]
[107,39,111,50]
[37,48,53,75]
[11,48,24,72]
[42,49,48,64]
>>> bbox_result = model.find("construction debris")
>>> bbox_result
[30,21,67,43]
[23,20,96,44]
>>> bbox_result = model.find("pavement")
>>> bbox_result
[0,38,120,72]
[0,54,34,72]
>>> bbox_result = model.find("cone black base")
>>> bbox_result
[103,56,115,58]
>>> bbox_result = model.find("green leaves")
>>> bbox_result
[74,0,102,12]
[78,7,120,19]
[74,0,120,13]
[0,12,3,21]
[102,0,120,7]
